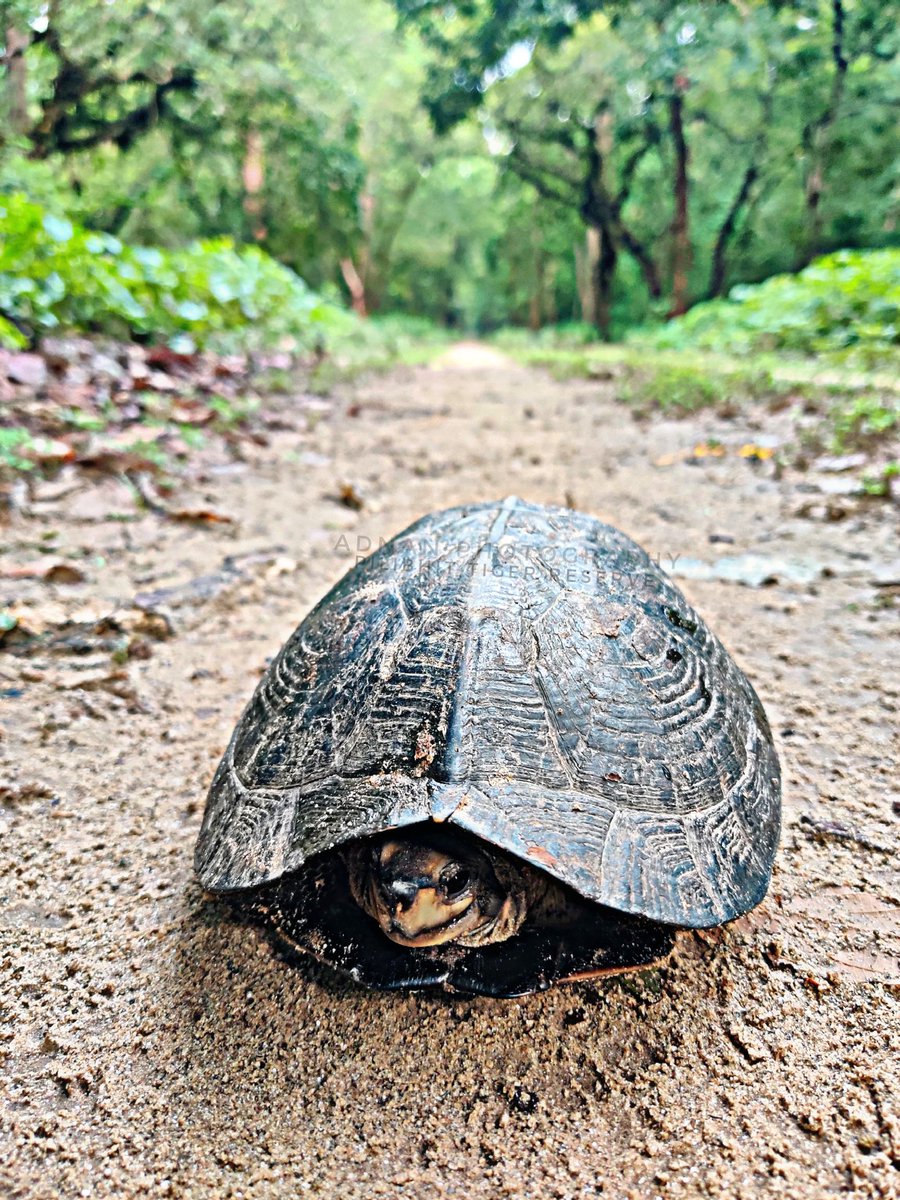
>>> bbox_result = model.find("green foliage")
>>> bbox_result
[493,322,607,351]
[829,394,899,452]
[0,428,39,472]
[61,407,107,431]
[492,333,825,414]
[620,365,730,414]
[207,394,261,429]
[0,427,83,472]
[861,461,899,496]
[304,313,452,392]
[617,359,800,416]
[0,195,347,350]
[2,0,899,336]
[633,250,900,359]
[395,0,900,332]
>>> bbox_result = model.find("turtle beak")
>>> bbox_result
[387,881,474,945]
[371,839,477,947]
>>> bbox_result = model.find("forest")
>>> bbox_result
[1,0,897,340]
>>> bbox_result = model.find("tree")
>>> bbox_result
[2,0,896,331]
[1,1,202,157]
[394,0,900,332]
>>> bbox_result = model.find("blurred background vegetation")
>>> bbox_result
[0,0,897,353]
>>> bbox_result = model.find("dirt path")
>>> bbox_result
[2,349,898,1199]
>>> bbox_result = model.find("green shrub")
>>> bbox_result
[0,194,349,352]
[621,364,727,413]
[633,249,900,358]
[492,322,599,351]
[0,428,37,471]
[307,313,452,386]
[829,395,899,452]
[0,427,73,471]
[861,461,899,496]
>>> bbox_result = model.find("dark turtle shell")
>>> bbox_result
[195,497,780,990]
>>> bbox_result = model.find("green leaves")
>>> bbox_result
[636,250,900,359]
[830,395,899,453]
[0,195,346,351]
[0,429,38,473]
[42,214,75,243]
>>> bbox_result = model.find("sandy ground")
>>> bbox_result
[1,345,898,1198]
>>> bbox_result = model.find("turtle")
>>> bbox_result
[195,496,781,996]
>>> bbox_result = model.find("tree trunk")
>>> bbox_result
[357,190,375,303]
[242,128,266,242]
[575,229,599,326]
[580,112,628,336]
[592,226,617,341]
[340,257,368,317]
[802,163,825,263]
[707,163,758,299]
[543,258,558,326]
[797,0,848,268]
[361,177,422,316]
[667,90,691,318]
[529,220,545,330]
[5,25,29,135]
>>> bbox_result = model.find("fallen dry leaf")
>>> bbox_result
[76,449,160,475]
[654,442,727,467]
[655,442,778,468]
[336,482,365,511]
[64,478,138,521]
[55,667,147,712]
[0,778,55,806]
[170,402,215,426]
[167,508,235,525]
[26,438,76,468]
[125,470,234,525]
[6,352,48,388]
[43,563,87,585]
[56,667,130,693]
[738,443,775,460]
[213,355,248,378]
[146,345,197,371]
[0,560,86,585]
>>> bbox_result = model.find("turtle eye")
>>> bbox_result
[440,863,471,898]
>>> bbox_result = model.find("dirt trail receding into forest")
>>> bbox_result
[1,350,898,1199]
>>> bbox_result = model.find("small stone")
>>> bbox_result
[7,352,47,388]
[146,371,179,392]
[812,453,867,473]
[63,365,91,387]
[90,353,125,383]
[40,336,93,369]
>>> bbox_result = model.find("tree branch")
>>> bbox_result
[616,122,661,206]
[581,114,662,300]
[707,83,774,298]
[507,146,578,206]
[28,69,196,158]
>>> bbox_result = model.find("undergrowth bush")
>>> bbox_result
[493,321,600,351]
[0,194,349,352]
[828,395,899,453]
[633,249,900,358]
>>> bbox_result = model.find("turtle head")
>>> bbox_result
[350,826,527,948]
